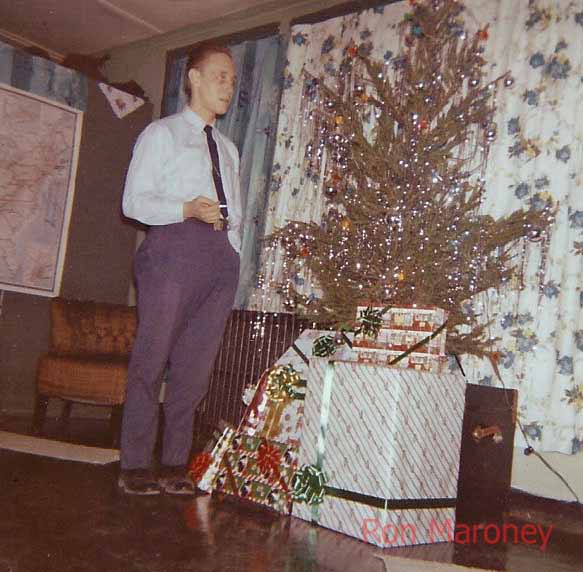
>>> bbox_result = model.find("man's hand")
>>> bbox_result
[183,197,221,224]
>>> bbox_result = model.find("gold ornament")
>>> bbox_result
[340,217,352,231]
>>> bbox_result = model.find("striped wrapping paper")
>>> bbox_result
[239,330,353,446]
[292,358,466,548]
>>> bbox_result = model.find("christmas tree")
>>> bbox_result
[268,0,553,357]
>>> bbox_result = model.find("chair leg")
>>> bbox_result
[32,393,49,435]
[58,400,73,439]
[110,404,124,449]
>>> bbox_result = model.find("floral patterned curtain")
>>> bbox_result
[254,0,583,455]
[162,34,285,307]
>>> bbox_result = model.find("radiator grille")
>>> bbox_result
[192,310,307,444]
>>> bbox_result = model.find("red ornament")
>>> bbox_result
[188,451,212,483]
[477,28,489,41]
[299,245,310,257]
[420,119,429,130]
[347,45,359,58]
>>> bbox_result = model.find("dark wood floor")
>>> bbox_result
[0,414,581,572]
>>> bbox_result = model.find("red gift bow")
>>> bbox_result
[257,440,283,479]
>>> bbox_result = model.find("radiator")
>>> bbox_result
[192,310,307,443]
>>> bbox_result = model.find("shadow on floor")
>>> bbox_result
[0,414,581,572]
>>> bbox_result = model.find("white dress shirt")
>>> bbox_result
[122,106,242,253]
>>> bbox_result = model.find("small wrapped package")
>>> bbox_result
[213,433,297,514]
[353,304,448,372]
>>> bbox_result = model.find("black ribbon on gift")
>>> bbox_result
[388,320,448,366]
[323,486,456,510]
[292,342,310,365]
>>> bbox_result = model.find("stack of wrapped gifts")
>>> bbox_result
[198,330,349,512]
[197,308,466,548]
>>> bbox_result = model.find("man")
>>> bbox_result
[118,41,241,495]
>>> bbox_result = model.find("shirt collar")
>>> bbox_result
[181,106,215,132]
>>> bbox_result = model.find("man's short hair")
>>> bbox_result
[183,41,233,100]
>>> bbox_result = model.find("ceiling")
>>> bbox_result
[0,0,281,59]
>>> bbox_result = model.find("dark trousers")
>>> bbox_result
[120,220,239,470]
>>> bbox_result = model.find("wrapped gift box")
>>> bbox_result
[213,433,297,514]
[354,304,447,354]
[354,347,448,373]
[239,330,353,446]
[355,304,447,332]
[196,426,236,493]
[353,305,447,373]
[292,357,466,548]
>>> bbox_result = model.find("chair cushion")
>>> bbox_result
[50,298,137,356]
[37,353,129,405]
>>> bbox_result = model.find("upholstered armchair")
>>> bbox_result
[33,298,137,447]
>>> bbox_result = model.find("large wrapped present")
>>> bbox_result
[240,330,353,446]
[213,433,297,514]
[292,357,466,548]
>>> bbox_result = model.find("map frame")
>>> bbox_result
[0,82,84,297]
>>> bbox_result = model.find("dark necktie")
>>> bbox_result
[204,125,229,220]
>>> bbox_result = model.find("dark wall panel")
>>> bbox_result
[0,81,152,414]
[60,82,151,303]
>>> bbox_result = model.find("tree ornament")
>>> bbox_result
[477,28,489,41]
[412,25,423,38]
[335,115,345,126]
[347,45,359,58]
[340,217,352,231]
[486,126,497,141]
[527,227,544,242]
[324,184,338,198]
[313,335,337,357]
[299,245,310,257]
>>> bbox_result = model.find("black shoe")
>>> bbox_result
[158,465,195,496]
[118,468,161,496]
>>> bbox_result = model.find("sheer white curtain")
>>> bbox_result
[254,0,583,454]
